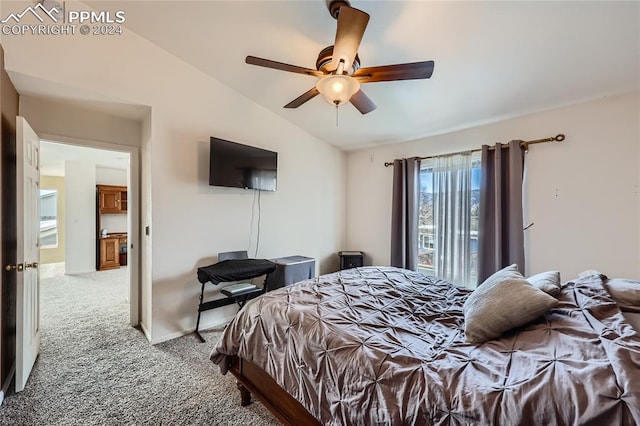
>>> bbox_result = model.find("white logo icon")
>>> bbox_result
[1,3,59,24]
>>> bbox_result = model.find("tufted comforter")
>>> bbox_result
[211,266,640,425]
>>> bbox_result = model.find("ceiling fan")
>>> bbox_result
[245,0,435,115]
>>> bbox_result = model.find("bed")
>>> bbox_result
[211,266,640,425]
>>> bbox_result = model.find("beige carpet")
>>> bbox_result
[0,263,279,425]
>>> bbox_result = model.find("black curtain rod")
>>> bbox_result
[383,134,565,167]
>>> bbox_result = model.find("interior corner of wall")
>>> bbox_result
[139,320,152,343]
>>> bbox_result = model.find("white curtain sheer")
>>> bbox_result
[432,152,474,288]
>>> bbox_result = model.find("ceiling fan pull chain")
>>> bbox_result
[335,103,339,127]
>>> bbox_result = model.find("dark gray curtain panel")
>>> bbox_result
[391,157,420,270]
[477,141,526,284]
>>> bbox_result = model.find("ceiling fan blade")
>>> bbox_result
[330,6,370,72]
[350,89,376,114]
[353,61,435,83]
[246,56,325,77]
[284,87,320,109]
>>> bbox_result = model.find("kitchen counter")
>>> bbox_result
[101,232,127,239]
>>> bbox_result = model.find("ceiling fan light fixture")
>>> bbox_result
[316,74,360,106]
[246,4,432,115]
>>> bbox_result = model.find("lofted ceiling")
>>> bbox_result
[13,1,640,150]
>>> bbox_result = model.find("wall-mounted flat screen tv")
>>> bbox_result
[209,137,278,191]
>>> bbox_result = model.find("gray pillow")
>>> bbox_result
[463,264,559,343]
[579,269,604,279]
[528,271,561,296]
[605,278,640,312]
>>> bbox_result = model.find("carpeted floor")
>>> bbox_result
[0,263,279,425]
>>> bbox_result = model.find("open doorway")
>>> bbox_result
[38,140,138,325]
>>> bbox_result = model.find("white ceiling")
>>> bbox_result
[40,141,129,176]
[108,0,639,150]
[15,1,640,151]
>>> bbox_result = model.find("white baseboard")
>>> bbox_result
[149,316,233,345]
[150,329,194,345]
[139,321,152,343]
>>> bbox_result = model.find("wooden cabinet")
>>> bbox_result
[96,184,128,271]
[98,234,127,271]
[100,237,120,270]
[118,237,127,266]
[98,185,127,214]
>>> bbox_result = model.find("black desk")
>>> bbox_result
[195,259,275,342]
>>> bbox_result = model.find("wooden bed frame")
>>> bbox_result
[226,355,321,425]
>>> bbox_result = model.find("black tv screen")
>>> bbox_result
[209,137,277,191]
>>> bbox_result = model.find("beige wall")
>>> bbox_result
[39,176,65,264]
[3,12,346,343]
[346,91,640,282]
[64,161,97,274]
[19,96,142,148]
[140,112,152,337]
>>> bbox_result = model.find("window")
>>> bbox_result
[40,189,58,248]
[418,154,481,287]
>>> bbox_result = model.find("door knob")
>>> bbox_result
[5,263,24,272]
[24,262,39,269]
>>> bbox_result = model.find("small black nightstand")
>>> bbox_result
[338,251,364,270]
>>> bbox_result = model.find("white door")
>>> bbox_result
[15,116,41,392]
